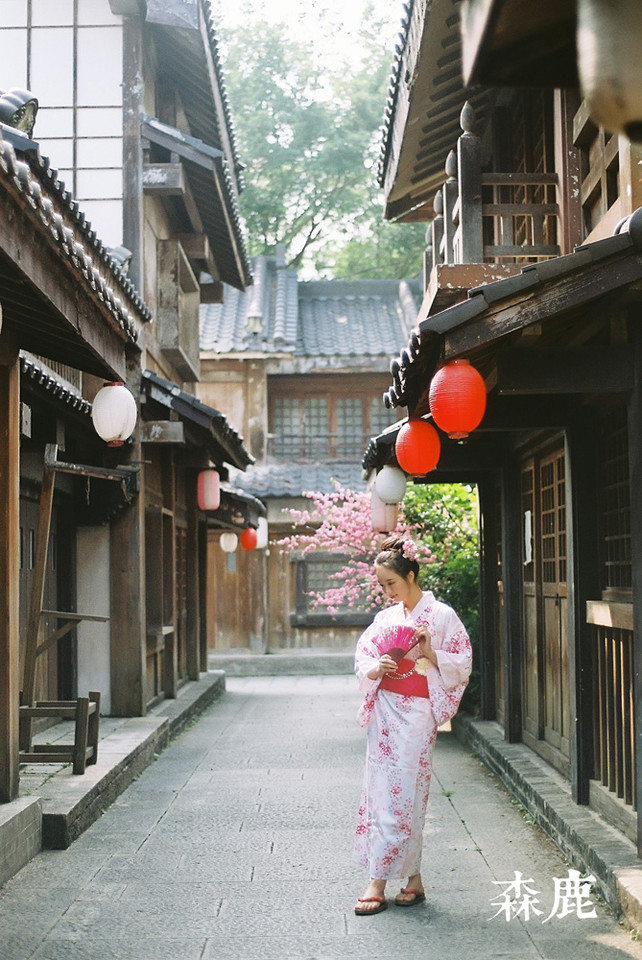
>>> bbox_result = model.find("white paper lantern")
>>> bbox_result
[219,531,238,553]
[577,0,642,141]
[197,469,220,511]
[256,517,269,549]
[374,465,407,505]
[371,489,399,532]
[91,381,137,446]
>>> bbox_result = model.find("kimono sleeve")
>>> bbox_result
[434,608,473,691]
[354,614,384,696]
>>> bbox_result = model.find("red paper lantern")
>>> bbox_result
[395,419,441,475]
[239,527,258,550]
[197,469,220,511]
[429,359,486,439]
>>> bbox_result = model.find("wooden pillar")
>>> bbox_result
[627,311,642,857]
[0,331,20,802]
[565,417,600,805]
[457,101,483,264]
[122,14,144,292]
[501,451,523,742]
[478,473,498,721]
[198,520,208,671]
[185,473,200,681]
[441,151,458,265]
[109,362,146,716]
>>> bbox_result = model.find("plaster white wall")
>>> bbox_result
[76,525,111,714]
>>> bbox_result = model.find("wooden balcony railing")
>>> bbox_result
[425,102,561,279]
[591,619,636,811]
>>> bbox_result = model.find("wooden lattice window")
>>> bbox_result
[540,452,566,584]
[290,551,375,627]
[598,406,631,594]
[573,101,620,239]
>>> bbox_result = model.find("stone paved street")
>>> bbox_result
[1,676,641,960]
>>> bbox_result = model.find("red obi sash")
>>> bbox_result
[379,658,429,698]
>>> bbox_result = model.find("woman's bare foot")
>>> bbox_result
[355,878,387,914]
[395,873,425,904]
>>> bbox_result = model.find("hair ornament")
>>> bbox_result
[401,538,419,563]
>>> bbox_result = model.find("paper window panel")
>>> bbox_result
[78,199,122,247]
[77,27,123,106]
[31,0,74,25]
[77,107,123,138]
[305,557,350,611]
[0,30,28,90]
[30,28,74,107]
[77,0,121,25]
[35,108,74,139]
[76,136,122,168]
[0,2,28,27]
[76,168,123,200]
[38,138,74,169]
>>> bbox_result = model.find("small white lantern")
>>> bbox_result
[91,381,137,447]
[256,517,269,549]
[197,469,220,511]
[374,465,407,505]
[371,489,398,533]
[577,0,642,141]
[219,531,238,553]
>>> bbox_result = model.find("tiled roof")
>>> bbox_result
[141,369,254,470]
[297,279,418,357]
[377,0,415,188]
[384,209,642,410]
[227,462,369,499]
[141,115,252,290]
[200,254,298,353]
[20,353,92,417]
[0,126,151,338]
[199,256,419,358]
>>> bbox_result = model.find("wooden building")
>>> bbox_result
[0,0,260,807]
[199,246,411,652]
[366,0,642,855]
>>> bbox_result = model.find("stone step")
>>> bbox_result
[208,651,354,676]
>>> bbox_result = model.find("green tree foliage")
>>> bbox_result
[219,4,426,276]
[402,483,481,713]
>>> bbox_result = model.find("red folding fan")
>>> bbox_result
[373,624,422,663]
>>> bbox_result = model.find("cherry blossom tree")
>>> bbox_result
[276,481,435,616]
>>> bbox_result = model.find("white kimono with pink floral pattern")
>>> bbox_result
[352,590,472,880]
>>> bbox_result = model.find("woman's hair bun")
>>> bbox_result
[379,534,406,553]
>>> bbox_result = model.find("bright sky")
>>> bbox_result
[213,0,404,71]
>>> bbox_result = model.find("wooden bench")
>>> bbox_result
[19,690,101,775]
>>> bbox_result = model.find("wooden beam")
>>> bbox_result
[500,452,523,743]
[565,417,600,805]
[141,420,185,444]
[22,444,57,711]
[122,12,145,293]
[142,162,186,196]
[109,363,146,716]
[497,347,634,395]
[444,254,642,357]
[627,313,642,858]
[0,331,20,801]
[0,189,128,379]
[185,472,200,681]
[477,395,579,432]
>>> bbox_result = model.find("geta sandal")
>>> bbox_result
[354,895,388,915]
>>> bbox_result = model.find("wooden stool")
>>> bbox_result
[19,690,101,775]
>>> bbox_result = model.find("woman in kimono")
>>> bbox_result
[353,534,473,916]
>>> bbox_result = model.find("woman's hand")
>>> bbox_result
[414,626,437,665]
[366,654,398,680]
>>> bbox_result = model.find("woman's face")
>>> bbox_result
[375,564,414,604]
